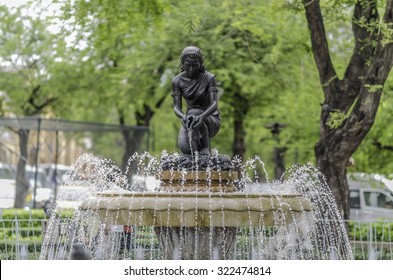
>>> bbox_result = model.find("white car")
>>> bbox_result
[0,164,16,208]
[25,165,54,208]
[348,173,393,221]
[40,163,73,189]
[0,163,57,208]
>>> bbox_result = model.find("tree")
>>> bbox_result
[0,4,68,207]
[57,0,317,173]
[302,0,393,218]
[57,0,173,171]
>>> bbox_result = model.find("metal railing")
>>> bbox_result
[0,217,46,260]
[0,215,392,260]
[347,219,393,260]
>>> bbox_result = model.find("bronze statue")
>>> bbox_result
[171,46,221,156]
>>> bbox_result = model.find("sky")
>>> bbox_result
[0,0,30,7]
[0,0,29,8]
[0,0,62,20]
[0,0,60,8]
[0,0,84,70]
[0,0,78,44]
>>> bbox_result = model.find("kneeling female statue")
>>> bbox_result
[171,46,221,156]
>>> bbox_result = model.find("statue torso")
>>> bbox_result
[173,71,216,111]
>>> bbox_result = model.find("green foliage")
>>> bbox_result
[53,208,76,219]
[0,209,46,260]
[326,111,348,129]
[348,221,393,242]
[55,0,170,118]
[0,0,322,177]
[0,208,77,259]
[347,220,393,259]
[0,241,42,260]
[0,4,67,117]
[364,84,383,93]
[0,209,46,223]
[0,208,74,222]
[2,0,392,178]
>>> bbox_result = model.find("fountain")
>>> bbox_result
[40,46,353,260]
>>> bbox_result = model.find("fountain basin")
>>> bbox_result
[79,192,313,227]
[42,155,354,260]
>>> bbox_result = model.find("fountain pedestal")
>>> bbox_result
[158,170,238,192]
[154,226,237,259]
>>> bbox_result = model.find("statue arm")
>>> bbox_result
[173,96,184,119]
[200,77,218,119]
[172,78,186,124]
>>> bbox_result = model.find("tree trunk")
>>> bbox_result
[273,147,286,180]
[232,92,249,159]
[121,128,148,173]
[119,97,165,173]
[315,140,351,219]
[303,0,393,219]
[14,129,30,208]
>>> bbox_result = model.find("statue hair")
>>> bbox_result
[179,46,206,72]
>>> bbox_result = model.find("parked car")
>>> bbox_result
[0,162,60,208]
[0,163,17,208]
[25,165,54,208]
[348,172,393,221]
[40,163,73,189]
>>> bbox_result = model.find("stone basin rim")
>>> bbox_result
[95,192,304,199]
[77,191,314,227]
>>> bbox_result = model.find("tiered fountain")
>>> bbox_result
[40,46,353,260]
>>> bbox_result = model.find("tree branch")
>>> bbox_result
[34,97,57,111]
[372,139,393,151]
[117,107,131,141]
[302,0,337,90]
[118,108,126,126]
[344,0,379,86]
[155,95,166,109]
[383,0,393,23]
[383,0,393,70]
[26,85,58,115]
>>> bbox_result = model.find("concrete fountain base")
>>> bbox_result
[77,170,313,259]
[41,154,354,260]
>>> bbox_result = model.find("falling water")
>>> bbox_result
[40,152,353,260]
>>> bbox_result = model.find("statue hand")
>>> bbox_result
[191,115,203,129]
[186,115,195,130]
[182,116,188,127]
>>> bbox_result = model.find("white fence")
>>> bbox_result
[348,220,393,260]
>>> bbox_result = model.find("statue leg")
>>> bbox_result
[178,125,199,155]
[185,109,205,154]
[199,123,210,155]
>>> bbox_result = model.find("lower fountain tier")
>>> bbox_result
[79,192,313,227]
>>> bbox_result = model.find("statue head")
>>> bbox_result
[180,46,205,73]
